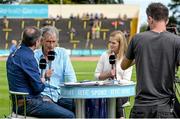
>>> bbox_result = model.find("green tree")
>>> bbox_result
[28,0,123,4]
[0,0,15,4]
[140,23,148,32]
[28,0,73,4]
[168,0,180,17]
[71,0,123,4]
[168,0,180,30]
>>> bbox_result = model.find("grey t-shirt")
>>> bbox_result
[126,31,180,106]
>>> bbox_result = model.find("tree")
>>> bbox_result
[168,0,180,17]
[168,0,180,32]
[0,0,16,4]
[27,0,123,4]
[140,23,148,32]
[71,0,123,4]
[27,0,73,4]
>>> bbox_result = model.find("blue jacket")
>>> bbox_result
[6,44,45,98]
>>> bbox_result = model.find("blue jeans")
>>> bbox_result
[15,96,75,118]
[57,98,75,112]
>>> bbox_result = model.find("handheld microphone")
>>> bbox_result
[46,51,55,81]
[109,53,116,79]
[109,53,116,68]
[39,58,47,78]
[47,51,55,69]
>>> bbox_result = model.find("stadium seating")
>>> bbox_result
[0,18,131,50]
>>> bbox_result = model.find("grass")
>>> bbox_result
[72,61,98,81]
[0,61,102,117]
[0,61,9,118]
[0,60,135,118]
[0,60,179,118]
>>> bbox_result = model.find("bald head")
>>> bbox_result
[22,26,41,47]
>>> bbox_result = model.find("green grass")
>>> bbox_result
[0,61,9,118]
[72,61,98,81]
[0,61,180,118]
[0,60,135,118]
[0,60,179,118]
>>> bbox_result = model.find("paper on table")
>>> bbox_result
[64,80,113,86]
[61,80,135,86]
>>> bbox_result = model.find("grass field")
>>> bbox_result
[0,61,9,118]
[0,60,136,118]
[0,60,179,118]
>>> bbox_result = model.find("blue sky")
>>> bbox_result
[124,0,172,25]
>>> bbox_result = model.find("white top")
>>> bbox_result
[95,51,133,81]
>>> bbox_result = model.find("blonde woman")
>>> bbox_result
[95,30,133,118]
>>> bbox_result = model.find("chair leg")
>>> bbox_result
[23,95,27,118]
[9,95,12,118]
[15,94,18,118]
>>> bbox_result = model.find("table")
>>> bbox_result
[60,82,136,118]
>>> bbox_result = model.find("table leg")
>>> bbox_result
[107,98,116,118]
[75,99,85,118]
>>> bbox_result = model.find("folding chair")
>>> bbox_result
[9,90,28,119]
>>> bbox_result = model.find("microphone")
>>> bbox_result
[109,53,116,79]
[47,51,55,69]
[109,53,116,68]
[39,58,47,78]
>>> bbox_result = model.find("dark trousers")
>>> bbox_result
[130,103,174,118]
[85,98,108,118]
[116,97,128,118]
[85,97,128,118]
[174,97,180,118]
[14,96,75,118]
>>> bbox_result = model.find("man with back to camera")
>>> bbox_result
[34,26,77,118]
[6,26,44,116]
[6,26,74,118]
[121,2,180,118]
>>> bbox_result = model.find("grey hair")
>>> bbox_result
[41,26,59,41]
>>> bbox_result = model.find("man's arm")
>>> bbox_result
[22,57,45,94]
[121,56,134,70]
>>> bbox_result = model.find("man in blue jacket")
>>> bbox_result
[7,26,73,118]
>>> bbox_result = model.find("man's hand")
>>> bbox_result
[41,78,46,83]
[110,69,115,77]
[45,69,54,78]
